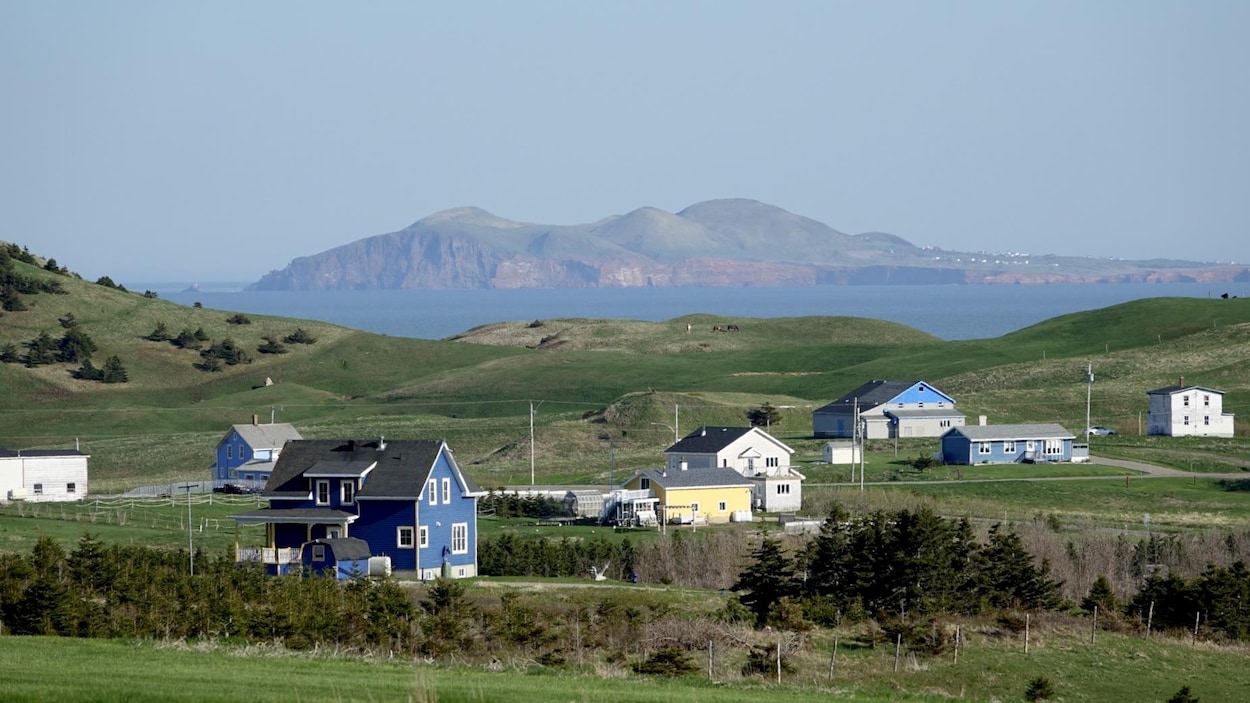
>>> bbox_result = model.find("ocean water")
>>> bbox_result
[141,282,1244,342]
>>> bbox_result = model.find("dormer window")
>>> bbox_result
[341,480,355,505]
[315,480,330,506]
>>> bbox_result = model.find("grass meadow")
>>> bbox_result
[3,618,1248,702]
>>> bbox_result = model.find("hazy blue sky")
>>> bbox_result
[3,1,1247,282]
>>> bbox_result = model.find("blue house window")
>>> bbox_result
[978,443,991,455]
[442,478,451,503]
[226,446,232,460]
[1003,441,1016,453]
[452,523,468,554]
[397,526,415,549]
[341,480,355,505]
[427,479,437,505]
[312,545,326,561]
[419,526,428,548]
[315,480,330,506]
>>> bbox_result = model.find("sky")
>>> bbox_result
[2,1,1248,283]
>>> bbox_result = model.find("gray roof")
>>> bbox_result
[229,422,303,450]
[638,467,753,489]
[1146,384,1224,396]
[0,448,88,458]
[947,423,1074,441]
[310,537,372,561]
[263,438,479,500]
[231,508,358,524]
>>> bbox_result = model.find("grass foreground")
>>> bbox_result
[1,620,1247,703]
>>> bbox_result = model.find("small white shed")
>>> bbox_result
[822,441,861,465]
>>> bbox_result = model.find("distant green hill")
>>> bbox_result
[2,242,1248,491]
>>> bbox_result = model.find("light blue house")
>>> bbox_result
[231,438,483,579]
[212,419,302,485]
[813,380,965,440]
[941,423,1076,465]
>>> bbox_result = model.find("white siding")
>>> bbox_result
[19,455,89,502]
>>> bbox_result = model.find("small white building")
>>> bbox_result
[822,441,861,465]
[1147,380,1235,437]
[0,448,89,502]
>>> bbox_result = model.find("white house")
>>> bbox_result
[813,380,965,440]
[1147,380,1235,437]
[0,448,89,502]
[664,426,804,512]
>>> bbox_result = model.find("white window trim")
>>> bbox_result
[451,522,469,555]
[419,526,429,548]
[427,478,437,505]
[978,442,992,455]
[441,477,451,504]
[397,526,415,549]
[340,480,355,505]
[315,479,330,506]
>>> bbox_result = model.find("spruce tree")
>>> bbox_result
[733,536,801,627]
[101,356,128,383]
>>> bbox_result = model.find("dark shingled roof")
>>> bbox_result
[637,467,753,489]
[814,380,918,413]
[1146,384,1224,396]
[665,427,754,454]
[264,439,449,499]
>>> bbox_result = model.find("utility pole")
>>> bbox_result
[674,403,680,444]
[1085,362,1094,441]
[530,401,535,486]
[180,482,195,575]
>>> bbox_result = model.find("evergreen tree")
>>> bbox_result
[284,328,317,344]
[57,328,97,363]
[73,359,105,381]
[172,328,201,349]
[23,331,58,366]
[57,312,77,328]
[746,401,782,428]
[257,336,288,354]
[1082,575,1119,614]
[733,536,801,627]
[1167,686,1199,703]
[1,284,27,312]
[144,322,170,342]
[1024,675,1055,702]
[0,342,17,363]
[193,327,209,342]
[975,524,1061,611]
[101,356,128,383]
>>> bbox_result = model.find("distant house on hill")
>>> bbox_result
[663,426,803,512]
[213,417,302,485]
[940,424,1076,465]
[1146,379,1235,437]
[230,438,483,580]
[0,448,89,502]
[813,380,965,440]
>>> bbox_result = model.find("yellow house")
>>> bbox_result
[622,467,753,524]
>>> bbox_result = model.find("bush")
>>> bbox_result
[226,313,251,325]
[741,643,795,677]
[633,645,696,676]
[283,328,317,345]
[1024,675,1055,702]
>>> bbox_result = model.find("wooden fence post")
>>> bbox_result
[1025,613,1030,654]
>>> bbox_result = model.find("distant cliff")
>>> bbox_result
[249,199,1249,290]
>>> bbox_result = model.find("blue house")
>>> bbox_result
[231,438,483,580]
[813,380,965,440]
[941,423,1076,465]
[212,418,303,485]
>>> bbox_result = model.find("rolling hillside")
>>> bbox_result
[2,244,1249,490]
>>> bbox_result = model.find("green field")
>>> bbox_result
[2,623,1246,703]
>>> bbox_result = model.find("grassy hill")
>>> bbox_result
[3,249,1249,490]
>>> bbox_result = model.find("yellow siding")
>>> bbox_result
[659,485,750,523]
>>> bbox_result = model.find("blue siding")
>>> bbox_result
[353,500,417,570]
[418,452,478,576]
[215,430,257,481]
[942,433,1074,465]
[891,383,955,406]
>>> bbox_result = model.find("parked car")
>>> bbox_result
[213,483,260,495]
[1087,426,1117,436]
